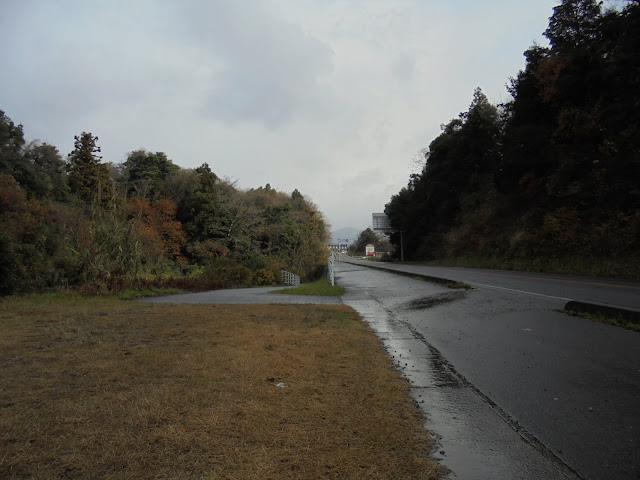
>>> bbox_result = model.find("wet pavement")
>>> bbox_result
[337,261,580,479]
[336,260,640,480]
[340,256,640,311]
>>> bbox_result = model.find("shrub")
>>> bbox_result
[202,258,253,288]
[234,251,267,270]
[253,268,276,286]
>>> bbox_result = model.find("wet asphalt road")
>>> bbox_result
[337,259,640,480]
[343,258,640,311]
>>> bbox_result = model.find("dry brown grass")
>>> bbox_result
[0,296,442,479]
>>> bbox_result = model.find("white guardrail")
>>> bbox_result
[327,252,335,286]
[281,270,301,286]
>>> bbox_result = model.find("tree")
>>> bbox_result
[498,45,557,196]
[544,0,603,52]
[22,142,69,201]
[0,110,25,176]
[67,132,112,205]
[385,88,502,259]
[291,188,304,201]
[0,111,47,199]
[0,174,70,293]
[127,196,186,263]
[179,163,219,243]
[122,150,179,199]
[350,228,388,255]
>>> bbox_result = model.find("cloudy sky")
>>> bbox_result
[1,0,557,232]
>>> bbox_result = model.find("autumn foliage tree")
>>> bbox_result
[127,196,186,264]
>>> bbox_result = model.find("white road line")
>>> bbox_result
[468,281,572,302]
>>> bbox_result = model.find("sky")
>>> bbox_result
[0,0,558,232]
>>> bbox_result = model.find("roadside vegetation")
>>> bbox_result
[348,228,393,258]
[115,287,182,300]
[561,308,640,332]
[422,255,640,281]
[275,277,345,296]
[560,302,640,332]
[0,127,329,296]
[383,0,640,280]
[0,296,442,479]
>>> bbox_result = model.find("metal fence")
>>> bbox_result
[327,252,335,286]
[281,270,301,286]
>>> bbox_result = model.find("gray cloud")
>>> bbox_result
[172,1,334,128]
[0,0,558,231]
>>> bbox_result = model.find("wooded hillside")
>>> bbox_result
[385,0,640,278]
[0,120,328,295]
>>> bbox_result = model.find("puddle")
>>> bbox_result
[405,291,467,310]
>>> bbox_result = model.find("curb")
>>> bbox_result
[339,257,469,289]
[564,300,640,324]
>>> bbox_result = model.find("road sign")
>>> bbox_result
[372,213,394,233]
[371,213,404,261]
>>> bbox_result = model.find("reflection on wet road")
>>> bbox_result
[336,260,639,480]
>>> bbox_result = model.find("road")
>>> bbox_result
[143,286,342,305]
[336,258,640,480]
[344,259,640,310]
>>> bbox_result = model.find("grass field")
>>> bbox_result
[0,295,442,479]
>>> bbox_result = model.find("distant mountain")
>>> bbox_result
[330,227,360,245]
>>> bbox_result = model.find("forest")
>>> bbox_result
[385,0,640,279]
[0,123,329,295]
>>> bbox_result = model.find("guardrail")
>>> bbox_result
[328,252,335,286]
[281,270,300,286]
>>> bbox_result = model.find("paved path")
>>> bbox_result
[143,286,342,305]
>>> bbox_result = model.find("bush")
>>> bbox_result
[234,251,267,270]
[253,268,276,286]
[202,258,253,288]
[0,233,17,295]
[305,263,327,282]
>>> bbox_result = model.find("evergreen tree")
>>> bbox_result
[67,132,111,205]
[0,110,25,176]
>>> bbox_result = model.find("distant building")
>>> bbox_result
[329,243,349,253]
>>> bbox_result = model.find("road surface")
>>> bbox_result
[337,258,640,480]
[343,258,640,311]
